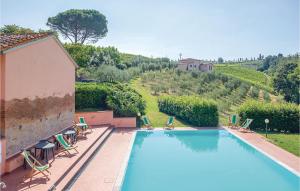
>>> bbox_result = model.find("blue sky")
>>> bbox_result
[1,0,299,60]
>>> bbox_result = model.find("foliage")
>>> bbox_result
[130,79,190,127]
[64,43,96,67]
[90,65,131,82]
[106,84,146,117]
[75,83,110,110]
[257,132,300,156]
[47,9,108,44]
[217,57,224,64]
[89,46,121,67]
[273,62,299,104]
[140,70,253,114]
[263,91,271,102]
[75,83,145,117]
[249,87,259,98]
[238,100,299,133]
[0,24,34,34]
[158,96,219,127]
[258,55,278,71]
[64,43,177,82]
[0,24,57,37]
[215,64,272,92]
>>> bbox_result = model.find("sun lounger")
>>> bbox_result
[55,134,79,154]
[142,116,153,129]
[239,118,253,133]
[164,116,175,130]
[21,150,50,180]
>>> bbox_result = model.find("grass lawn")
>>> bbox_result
[130,78,191,127]
[257,131,300,156]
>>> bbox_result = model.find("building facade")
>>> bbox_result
[177,58,213,72]
[0,33,78,173]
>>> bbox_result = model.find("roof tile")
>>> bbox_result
[0,33,51,52]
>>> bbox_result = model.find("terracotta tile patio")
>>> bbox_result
[2,126,110,191]
[69,129,135,191]
[224,126,300,174]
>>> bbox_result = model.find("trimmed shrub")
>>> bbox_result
[75,83,110,110]
[106,84,146,117]
[238,100,299,133]
[158,96,219,127]
[75,83,145,117]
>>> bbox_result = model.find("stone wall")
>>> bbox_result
[4,94,74,157]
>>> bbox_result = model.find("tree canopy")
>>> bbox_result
[0,24,34,34]
[273,62,299,104]
[217,57,224,64]
[47,9,108,44]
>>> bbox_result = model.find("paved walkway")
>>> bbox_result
[69,129,135,191]
[2,126,109,191]
[224,126,300,174]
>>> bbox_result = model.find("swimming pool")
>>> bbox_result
[120,130,299,191]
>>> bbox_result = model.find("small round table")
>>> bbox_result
[64,129,77,144]
[34,140,55,163]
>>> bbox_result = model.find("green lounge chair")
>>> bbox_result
[21,150,50,180]
[239,118,253,132]
[55,134,79,154]
[165,116,175,129]
[228,114,238,128]
[78,117,89,131]
[142,116,153,129]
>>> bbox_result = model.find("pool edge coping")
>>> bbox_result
[113,128,299,191]
[226,128,300,177]
[113,131,137,191]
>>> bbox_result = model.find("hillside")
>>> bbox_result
[130,70,277,126]
[215,64,273,92]
[225,60,263,69]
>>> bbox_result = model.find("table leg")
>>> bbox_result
[23,158,27,169]
[71,134,75,144]
[45,149,48,163]
[52,148,55,160]
[56,141,59,150]
[41,149,44,160]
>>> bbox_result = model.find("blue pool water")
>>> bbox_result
[121,130,299,191]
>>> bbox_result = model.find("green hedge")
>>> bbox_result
[75,83,110,110]
[238,100,299,133]
[106,84,146,117]
[158,96,219,127]
[75,83,145,117]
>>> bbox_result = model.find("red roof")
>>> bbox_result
[0,33,51,52]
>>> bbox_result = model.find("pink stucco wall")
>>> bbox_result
[4,37,75,100]
[2,36,76,158]
[75,111,114,126]
[75,111,136,128]
[112,118,136,128]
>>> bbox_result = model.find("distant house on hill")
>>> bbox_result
[177,58,213,72]
[0,33,78,174]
